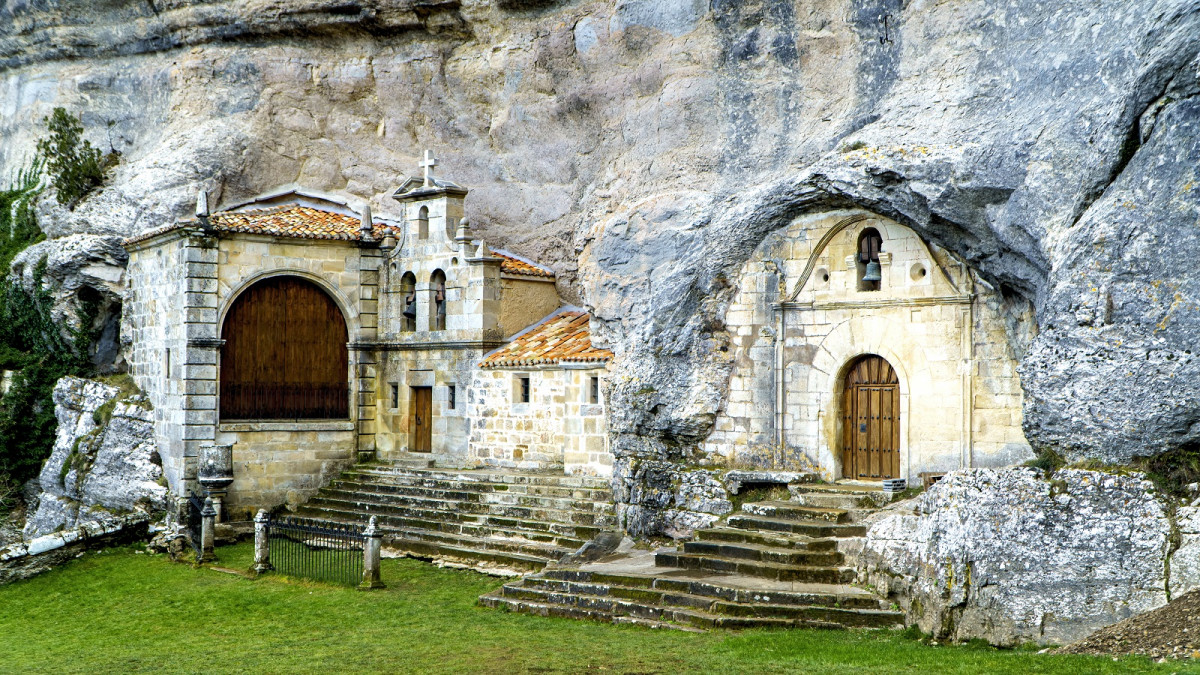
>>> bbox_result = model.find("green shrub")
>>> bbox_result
[1134,444,1200,500]
[35,108,116,209]
[1026,448,1066,477]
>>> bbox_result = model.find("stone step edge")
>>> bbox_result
[696,527,839,550]
[290,509,591,552]
[478,594,706,632]
[303,496,618,528]
[317,486,617,514]
[481,590,849,631]
[350,467,612,489]
[538,569,884,608]
[293,504,603,543]
[500,581,902,625]
[387,537,556,569]
[655,552,857,582]
[726,514,868,536]
[336,474,614,498]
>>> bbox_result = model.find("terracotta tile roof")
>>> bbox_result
[124,204,399,246]
[494,251,555,278]
[481,309,612,368]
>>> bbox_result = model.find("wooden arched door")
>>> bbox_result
[220,276,349,420]
[842,355,900,479]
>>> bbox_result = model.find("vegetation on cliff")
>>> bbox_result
[0,109,108,508]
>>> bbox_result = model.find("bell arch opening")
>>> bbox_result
[840,354,900,480]
[219,275,349,420]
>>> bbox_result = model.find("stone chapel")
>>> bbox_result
[122,156,1030,520]
[122,156,613,519]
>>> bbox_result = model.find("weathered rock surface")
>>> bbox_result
[22,376,166,539]
[2,1,1199,525]
[857,467,1196,646]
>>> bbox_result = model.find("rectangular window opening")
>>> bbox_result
[448,384,456,410]
[589,376,600,405]
[390,383,399,410]
[519,376,530,404]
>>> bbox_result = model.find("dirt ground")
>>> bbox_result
[1057,590,1200,661]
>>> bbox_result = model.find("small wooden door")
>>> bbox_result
[842,356,900,480]
[411,387,432,453]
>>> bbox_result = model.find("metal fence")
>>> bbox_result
[267,516,365,586]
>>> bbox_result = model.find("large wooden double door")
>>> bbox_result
[841,355,900,480]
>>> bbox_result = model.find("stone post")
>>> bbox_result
[199,496,216,563]
[359,516,385,590]
[252,509,273,575]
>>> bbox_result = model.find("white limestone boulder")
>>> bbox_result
[22,376,167,539]
[858,467,1176,647]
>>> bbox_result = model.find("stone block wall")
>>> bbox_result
[123,232,193,494]
[467,366,611,475]
[215,422,357,518]
[374,346,479,464]
[703,210,1031,480]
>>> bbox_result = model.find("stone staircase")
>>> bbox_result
[480,482,903,631]
[292,464,616,575]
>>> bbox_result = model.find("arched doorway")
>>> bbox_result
[841,355,900,479]
[220,276,349,420]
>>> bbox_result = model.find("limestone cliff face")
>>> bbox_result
[2,1,1199,475]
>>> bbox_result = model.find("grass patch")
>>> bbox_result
[1026,448,1067,477]
[0,543,1189,674]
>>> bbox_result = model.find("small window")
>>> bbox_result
[588,376,600,404]
[417,206,429,239]
[431,270,447,331]
[390,383,399,410]
[447,384,456,410]
[519,376,530,404]
[856,227,884,292]
[164,348,171,378]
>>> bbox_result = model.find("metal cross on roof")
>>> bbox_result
[420,149,437,188]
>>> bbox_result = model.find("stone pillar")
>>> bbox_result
[252,509,273,575]
[199,497,216,563]
[359,516,385,590]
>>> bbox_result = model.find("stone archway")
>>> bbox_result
[219,275,349,420]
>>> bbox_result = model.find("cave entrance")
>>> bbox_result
[841,355,900,480]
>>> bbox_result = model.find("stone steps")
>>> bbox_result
[726,514,867,538]
[290,464,617,574]
[695,527,838,551]
[740,501,850,523]
[309,491,616,526]
[480,568,902,631]
[320,485,616,515]
[680,540,844,567]
[654,551,856,584]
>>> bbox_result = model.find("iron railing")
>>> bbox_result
[267,516,365,586]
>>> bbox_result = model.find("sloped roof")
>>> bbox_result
[493,250,555,278]
[124,204,399,246]
[480,309,612,368]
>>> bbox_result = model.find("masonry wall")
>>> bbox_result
[704,210,1031,481]
[123,233,190,495]
[374,347,479,464]
[467,367,610,475]
[215,423,357,518]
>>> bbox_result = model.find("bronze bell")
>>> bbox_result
[862,261,882,282]
[402,294,417,320]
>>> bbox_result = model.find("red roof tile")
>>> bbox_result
[124,205,399,246]
[481,310,612,368]
[494,251,555,278]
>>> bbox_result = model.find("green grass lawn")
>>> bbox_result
[0,542,1193,674]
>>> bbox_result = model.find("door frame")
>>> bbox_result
[410,385,433,453]
[840,355,901,480]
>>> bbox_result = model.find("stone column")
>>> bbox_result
[199,496,216,563]
[359,516,385,590]
[252,509,273,575]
